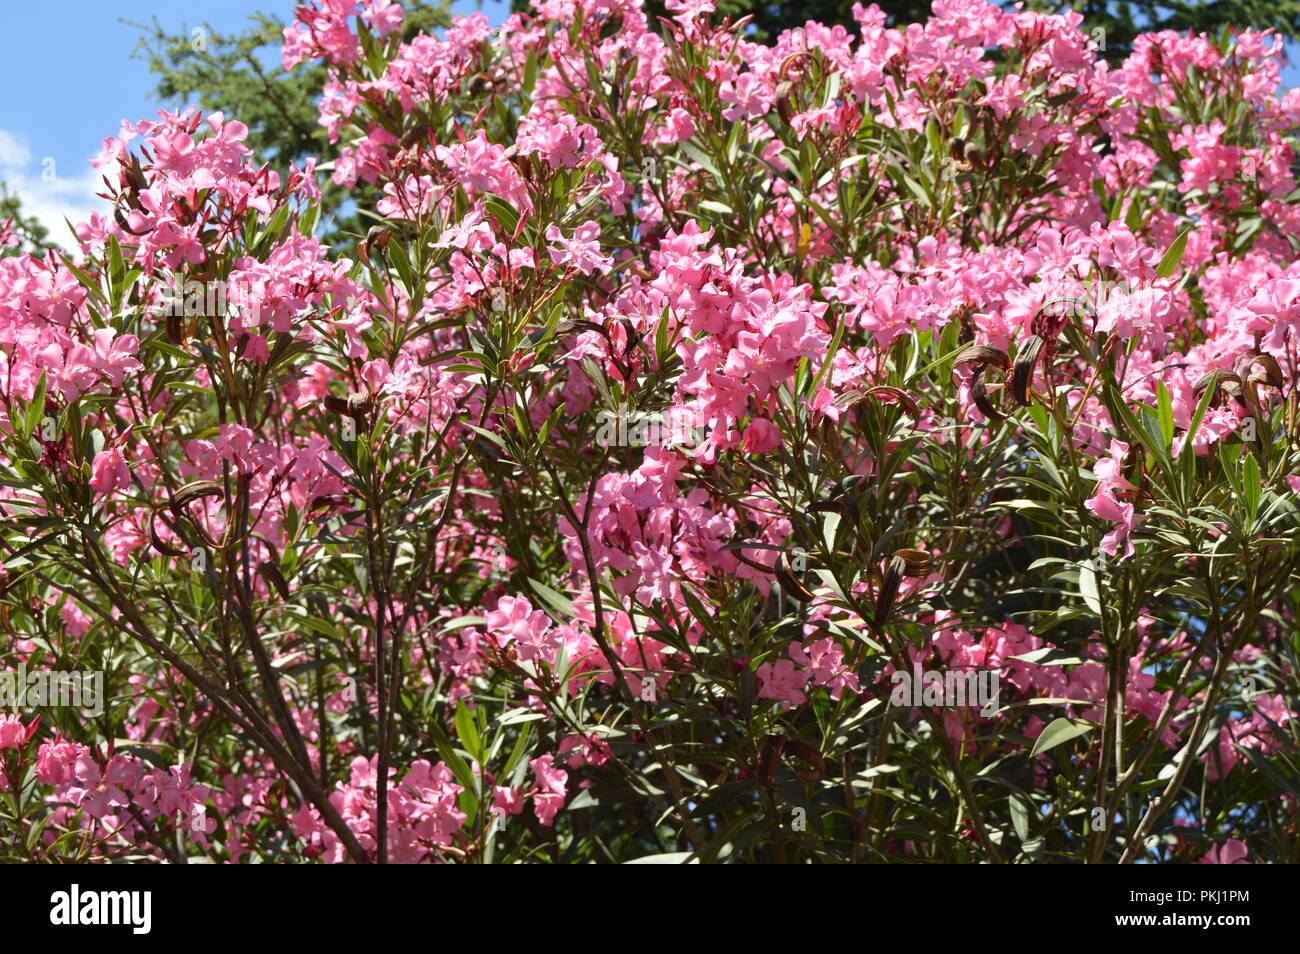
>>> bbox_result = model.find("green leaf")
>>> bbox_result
[523,48,538,96]
[430,720,476,793]
[22,371,48,442]
[483,194,521,239]
[1009,647,1085,666]
[1156,381,1174,451]
[1030,717,1098,757]
[1009,794,1030,843]
[385,237,415,293]
[1078,563,1102,616]
[455,700,482,764]
[1155,227,1191,279]
[527,578,574,619]
[624,852,698,864]
[501,722,534,778]
[677,139,720,179]
[1242,452,1260,525]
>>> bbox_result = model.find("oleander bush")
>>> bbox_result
[1,0,1299,863]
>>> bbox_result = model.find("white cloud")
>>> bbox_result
[0,129,33,168]
[0,128,110,250]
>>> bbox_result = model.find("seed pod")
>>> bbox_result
[953,344,1010,422]
[113,206,150,236]
[1008,335,1045,407]
[863,385,921,425]
[783,738,827,780]
[808,496,858,519]
[307,494,348,514]
[730,542,775,572]
[1237,352,1283,389]
[874,553,906,625]
[774,549,815,602]
[148,506,188,558]
[892,548,933,577]
[171,480,223,512]
[836,386,921,427]
[970,367,1004,422]
[955,344,1010,370]
[617,316,646,357]
[951,135,989,169]
[757,734,786,788]
[400,124,433,150]
[555,319,610,339]
[257,561,292,602]
[1032,296,1091,342]
[165,313,187,346]
[950,301,977,343]
[1192,370,1241,409]
[346,392,374,418]
[324,393,373,429]
[357,225,391,269]
[170,481,226,549]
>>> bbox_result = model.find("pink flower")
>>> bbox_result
[545,221,613,276]
[35,737,89,784]
[517,113,600,171]
[60,600,92,638]
[0,715,29,750]
[88,329,143,388]
[492,786,524,816]
[719,74,771,123]
[1198,839,1251,864]
[362,0,403,36]
[529,755,567,825]
[755,657,811,709]
[485,596,561,664]
[68,752,140,818]
[89,447,131,495]
[1085,440,1140,558]
[743,418,781,453]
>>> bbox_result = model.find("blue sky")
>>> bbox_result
[0,0,507,244]
[0,0,1296,246]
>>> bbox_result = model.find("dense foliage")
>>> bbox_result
[1,0,1298,863]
